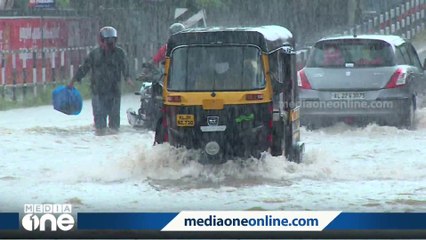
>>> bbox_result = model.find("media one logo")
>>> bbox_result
[22,204,75,231]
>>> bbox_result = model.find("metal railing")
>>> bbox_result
[0,43,147,101]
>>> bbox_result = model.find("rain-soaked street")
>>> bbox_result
[1,93,426,213]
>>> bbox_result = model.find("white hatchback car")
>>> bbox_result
[298,34,425,129]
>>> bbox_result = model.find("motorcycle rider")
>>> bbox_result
[152,22,186,65]
[138,23,185,80]
[68,26,135,136]
[130,23,186,133]
[151,23,186,144]
[137,23,186,96]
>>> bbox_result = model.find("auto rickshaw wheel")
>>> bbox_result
[154,117,166,144]
[271,121,284,156]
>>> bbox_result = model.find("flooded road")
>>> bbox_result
[1,94,426,213]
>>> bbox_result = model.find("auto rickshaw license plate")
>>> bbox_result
[177,114,195,127]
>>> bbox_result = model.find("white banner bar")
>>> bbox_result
[162,211,341,232]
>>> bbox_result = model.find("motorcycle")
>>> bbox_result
[126,62,164,130]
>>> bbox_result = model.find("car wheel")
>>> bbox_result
[400,99,416,130]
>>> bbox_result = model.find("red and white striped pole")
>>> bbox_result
[32,51,37,96]
[60,49,65,83]
[69,48,74,81]
[12,52,17,101]
[41,50,46,89]
[134,44,139,74]
[1,52,5,99]
[51,50,56,84]
[22,50,28,98]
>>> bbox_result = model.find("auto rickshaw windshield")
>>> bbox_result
[168,45,265,91]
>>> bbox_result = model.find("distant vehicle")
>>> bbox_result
[156,25,304,163]
[298,34,426,129]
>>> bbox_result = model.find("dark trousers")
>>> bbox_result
[92,94,121,130]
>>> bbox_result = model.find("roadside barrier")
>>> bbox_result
[0,44,144,101]
[350,0,426,38]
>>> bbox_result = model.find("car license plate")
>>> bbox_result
[176,114,195,127]
[332,92,365,100]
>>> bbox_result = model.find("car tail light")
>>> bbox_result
[245,93,264,101]
[297,70,312,89]
[167,95,182,103]
[386,68,407,88]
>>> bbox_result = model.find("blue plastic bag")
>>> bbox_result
[52,86,83,115]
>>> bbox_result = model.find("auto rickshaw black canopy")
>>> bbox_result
[166,25,294,55]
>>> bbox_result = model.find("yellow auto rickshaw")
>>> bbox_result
[156,25,304,163]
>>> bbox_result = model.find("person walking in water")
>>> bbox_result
[68,26,135,136]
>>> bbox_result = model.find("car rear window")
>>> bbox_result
[307,39,395,68]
